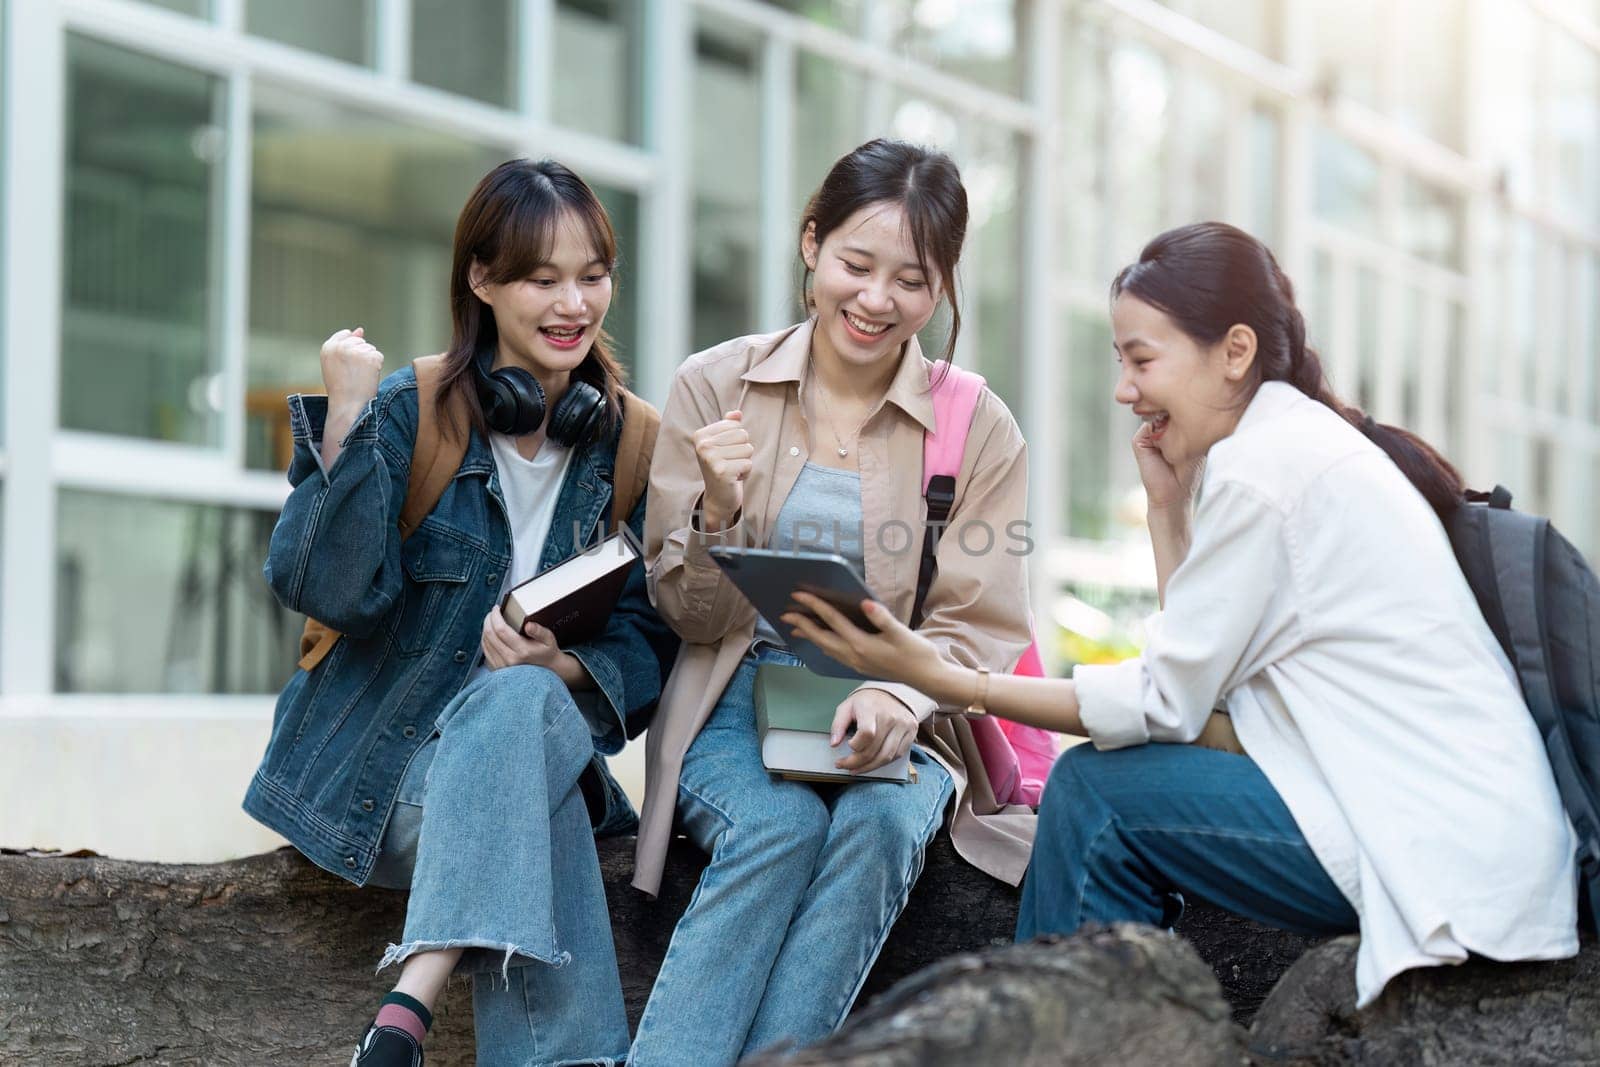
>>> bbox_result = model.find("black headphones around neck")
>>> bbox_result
[472,345,608,446]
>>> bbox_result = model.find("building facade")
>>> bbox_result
[2,0,1597,859]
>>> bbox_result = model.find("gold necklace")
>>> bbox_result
[807,366,874,458]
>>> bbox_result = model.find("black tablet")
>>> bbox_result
[707,546,882,679]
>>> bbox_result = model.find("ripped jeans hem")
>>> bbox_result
[377,938,572,985]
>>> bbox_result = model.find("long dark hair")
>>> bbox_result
[436,158,627,437]
[798,139,968,364]
[1111,222,1463,520]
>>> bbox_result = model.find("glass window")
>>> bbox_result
[1314,130,1379,238]
[1532,437,1555,515]
[1392,0,1465,150]
[1354,267,1380,413]
[877,0,1020,95]
[965,130,1023,426]
[1064,310,1114,540]
[1543,0,1600,25]
[56,492,299,694]
[247,85,506,470]
[692,27,762,351]
[1399,176,1464,269]
[1400,286,1424,428]
[760,0,867,32]
[1505,220,1539,406]
[794,54,865,211]
[1444,303,1466,463]
[1059,15,1107,282]
[595,186,640,384]
[412,0,515,107]
[1592,457,1600,566]
[1249,104,1281,247]
[1109,43,1170,262]
[554,0,641,144]
[1478,0,1538,203]
[1308,0,1381,109]
[62,37,223,446]
[245,0,373,66]
[1582,253,1599,423]
[137,0,208,15]
[1158,0,1282,61]
[1182,70,1227,224]
[1309,249,1335,354]
[1551,33,1600,228]
[1489,429,1535,513]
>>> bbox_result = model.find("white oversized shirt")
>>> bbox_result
[1073,381,1578,1007]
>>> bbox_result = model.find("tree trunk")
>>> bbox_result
[1249,934,1600,1066]
[740,925,1247,1067]
[0,837,1320,1065]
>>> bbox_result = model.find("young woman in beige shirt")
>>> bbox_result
[631,140,1034,1066]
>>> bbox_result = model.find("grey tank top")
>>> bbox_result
[752,461,865,650]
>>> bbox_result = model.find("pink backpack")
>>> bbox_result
[917,366,1058,807]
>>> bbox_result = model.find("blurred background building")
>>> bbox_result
[2,0,1596,860]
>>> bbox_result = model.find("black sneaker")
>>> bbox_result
[350,1023,423,1067]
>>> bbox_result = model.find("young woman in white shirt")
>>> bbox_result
[781,221,1579,1008]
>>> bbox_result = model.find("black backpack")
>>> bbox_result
[1446,486,1600,931]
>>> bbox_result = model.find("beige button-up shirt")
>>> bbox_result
[636,319,1036,897]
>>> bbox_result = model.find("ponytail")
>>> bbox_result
[1112,222,1464,522]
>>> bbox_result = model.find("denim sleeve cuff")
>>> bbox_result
[1073,658,1152,750]
[285,394,331,481]
[287,392,328,442]
[287,393,377,482]
[566,647,626,755]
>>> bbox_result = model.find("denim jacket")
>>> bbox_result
[245,365,678,885]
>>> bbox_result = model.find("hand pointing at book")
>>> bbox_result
[828,689,918,773]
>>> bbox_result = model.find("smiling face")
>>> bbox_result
[470,209,614,379]
[1111,293,1255,466]
[802,201,941,374]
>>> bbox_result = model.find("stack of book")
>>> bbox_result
[753,661,911,783]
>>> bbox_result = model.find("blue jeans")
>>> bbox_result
[630,647,954,1067]
[369,665,630,1067]
[1018,743,1359,940]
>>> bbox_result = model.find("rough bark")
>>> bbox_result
[0,847,478,1066]
[740,925,1247,1067]
[0,838,1346,1066]
[1248,934,1600,1066]
[0,835,1020,1066]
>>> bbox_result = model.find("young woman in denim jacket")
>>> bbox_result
[246,159,677,1067]
[783,222,1579,1011]
[632,140,1034,1067]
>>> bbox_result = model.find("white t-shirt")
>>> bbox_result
[468,433,574,683]
[1073,381,1578,1008]
[490,433,574,598]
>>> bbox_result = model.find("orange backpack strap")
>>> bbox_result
[296,355,470,672]
[610,390,660,533]
[398,354,470,537]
